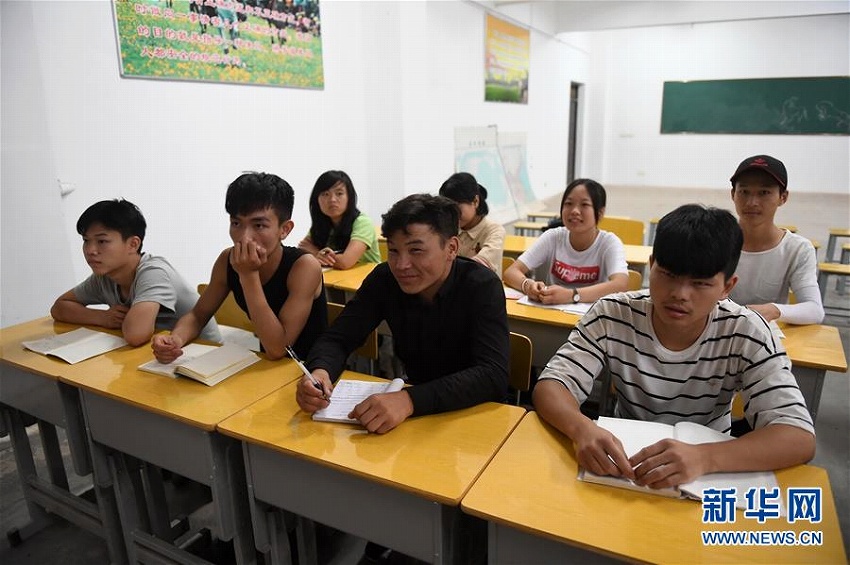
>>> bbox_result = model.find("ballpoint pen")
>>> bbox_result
[286,346,329,401]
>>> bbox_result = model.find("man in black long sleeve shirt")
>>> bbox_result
[297,194,509,434]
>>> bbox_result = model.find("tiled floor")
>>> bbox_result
[2,297,848,563]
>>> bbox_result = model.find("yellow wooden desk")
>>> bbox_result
[624,244,652,270]
[324,262,377,295]
[218,374,525,563]
[779,322,847,421]
[462,412,846,564]
[503,235,536,258]
[825,227,850,262]
[58,343,302,564]
[0,318,125,560]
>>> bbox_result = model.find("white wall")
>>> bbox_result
[573,13,850,192]
[1,0,578,327]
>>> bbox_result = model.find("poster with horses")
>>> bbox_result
[112,0,323,89]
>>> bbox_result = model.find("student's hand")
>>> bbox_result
[151,333,185,364]
[316,248,337,267]
[101,305,130,329]
[747,303,781,322]
[295,369,334,413]
[573,421,635,480]
[230,239,268,276]
[631,438,708,489]
[538,285,573,305]
[349,390,414,434]
[525,280,547,302]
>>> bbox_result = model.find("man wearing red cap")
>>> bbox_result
[728,155,824,325]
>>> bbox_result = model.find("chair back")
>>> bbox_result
[598,216,645,245]
[627,270,643,291]
[197,283,254,332]
[508,332,533,406]
[501,257,516,282]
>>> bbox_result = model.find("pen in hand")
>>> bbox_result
[286,346,329,401]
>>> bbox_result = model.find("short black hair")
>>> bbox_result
[381,194,459,242]
[560,178,606,223]
[76,199,146,253]
[225,172,294,223]
[653,204,742,280]
[308,170,360,249]
[439,172,490,216]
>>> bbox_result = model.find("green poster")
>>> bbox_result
[112,0,324,89]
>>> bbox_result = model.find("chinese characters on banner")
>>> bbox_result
[484,14,529,104]
[112,0,324,89]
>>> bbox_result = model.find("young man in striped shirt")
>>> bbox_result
[533,204,815,491]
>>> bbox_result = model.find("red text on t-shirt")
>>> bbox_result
[551,260,600,285]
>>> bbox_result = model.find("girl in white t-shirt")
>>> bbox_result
[504,179,629,305]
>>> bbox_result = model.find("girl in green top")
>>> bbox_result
[298,170,381,269]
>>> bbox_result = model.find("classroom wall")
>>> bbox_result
[0,0,580,327]
[575,13,850,193]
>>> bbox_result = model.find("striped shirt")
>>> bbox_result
[538,291,814,435]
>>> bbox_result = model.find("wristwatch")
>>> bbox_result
[572,288,581,303]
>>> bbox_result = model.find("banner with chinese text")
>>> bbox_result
[484,14,528,104]
[112,0,324,89]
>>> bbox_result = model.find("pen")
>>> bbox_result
[286,346,328,401]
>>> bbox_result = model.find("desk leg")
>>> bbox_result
[791,366,824,424]
[208,434,257,565]
[36,421,69,490]
[1,407,54,542]
[1,405,125,563]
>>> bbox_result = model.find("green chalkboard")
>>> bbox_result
[661,77,850,135]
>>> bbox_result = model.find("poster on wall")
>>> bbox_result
[454,126,534,225]
[112,0,324,89]
[484,14,529,104]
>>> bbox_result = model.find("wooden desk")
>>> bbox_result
[502,235,536,258]
[0,318,125,560]
[825,227,850,262]
[526,211,559,222]
[323,263,378,303]
[59,344,301,564]
[462,412,846,564]
[324,262,377,295]
[779,322,847,421]
[218,375,525,564]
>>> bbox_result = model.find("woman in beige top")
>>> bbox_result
[439,172,506,276]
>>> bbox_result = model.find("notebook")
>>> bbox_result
[312,378,405,423]
[578,416,781,512]
[138,343,260,386]
[22,327,127,364]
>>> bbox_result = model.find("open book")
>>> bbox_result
[579,417,781,511]
[312,378,405,423]
[22,327,127,364]
[138,343,259,386]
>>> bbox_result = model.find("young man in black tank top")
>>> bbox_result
[153,172,327,362]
